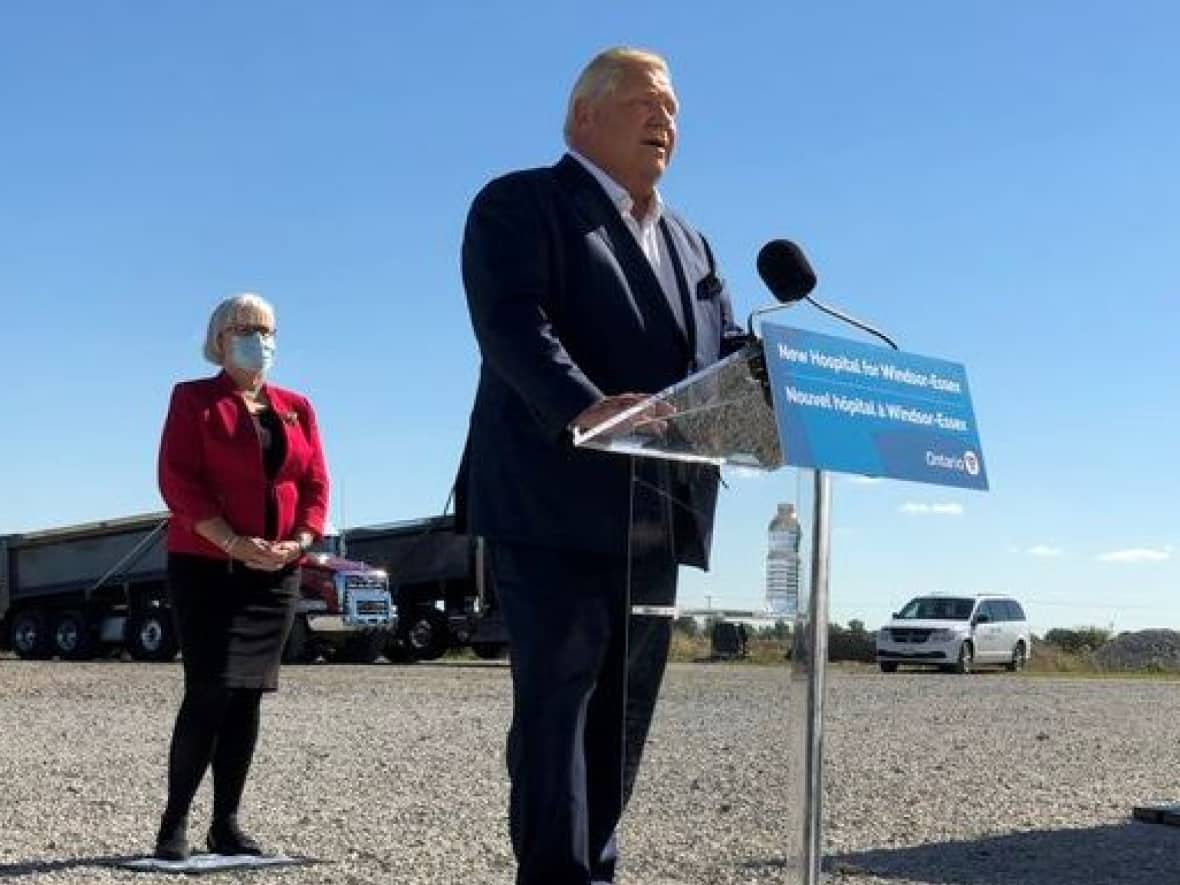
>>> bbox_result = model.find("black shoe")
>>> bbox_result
[206,816,263,856]
[154,816,190,862]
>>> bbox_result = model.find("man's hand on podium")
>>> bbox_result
[744,336,768,383]
[572,394,675,437]
[743,337,775,409]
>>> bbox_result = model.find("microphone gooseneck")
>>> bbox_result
[801,294,898,351]
[751,238,899,351]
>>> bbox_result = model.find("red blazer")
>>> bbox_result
[158,371,330,559]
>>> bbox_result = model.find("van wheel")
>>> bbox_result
[954,641,974,674]
[53,610,97,661]
[10,609,52,660]
[878,661,898,673]
[126,610,178,662]
[1006,641,1027,672]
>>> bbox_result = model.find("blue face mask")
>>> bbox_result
[229,332,275,374]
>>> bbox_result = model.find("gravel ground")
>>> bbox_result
[2,660,1180,884]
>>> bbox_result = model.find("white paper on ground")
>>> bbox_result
[117,853,310,873]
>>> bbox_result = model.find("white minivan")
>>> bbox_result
[875,594,1031,674]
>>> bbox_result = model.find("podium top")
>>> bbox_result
[573,344,782,470]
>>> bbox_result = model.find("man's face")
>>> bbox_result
[573,64,679,199]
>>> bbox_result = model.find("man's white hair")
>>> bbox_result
[563,47,669,144]
[202,292,275,364]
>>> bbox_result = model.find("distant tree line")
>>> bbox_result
[1039,627,1112,654]
[672,616,876,662]
[672,619,1121,665]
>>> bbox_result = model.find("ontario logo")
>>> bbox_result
[926,449,981,477]
[963,451,980,476]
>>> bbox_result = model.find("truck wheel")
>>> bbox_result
[471,642,508,660]
[53,610,97,661]
[878,661,898,673]
[282,616,315,664]
[383,635,416,664]
[336,632,386,664]
[404,609,449,661]
[127,610,178,662]
[10,609,52,660]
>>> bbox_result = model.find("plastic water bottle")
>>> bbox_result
[765,503,801,617]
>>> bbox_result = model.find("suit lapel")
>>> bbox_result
[660,217,698,364]
[553,156,690,352]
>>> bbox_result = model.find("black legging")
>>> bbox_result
[161,684,263,827]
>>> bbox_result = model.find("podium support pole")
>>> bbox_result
[801,469,832,884]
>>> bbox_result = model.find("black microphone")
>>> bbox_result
[756,239,817,303]
[753,239,898,351]
[747,239,816,337]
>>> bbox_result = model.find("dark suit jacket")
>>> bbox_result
[456,154,745,567]
[158,371,330,559]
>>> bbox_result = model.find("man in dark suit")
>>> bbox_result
[456,47,746,885]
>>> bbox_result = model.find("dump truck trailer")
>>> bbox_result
[0,513,394,662]
[343,515,507,661]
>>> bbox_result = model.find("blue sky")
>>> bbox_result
[1,1,1176,634]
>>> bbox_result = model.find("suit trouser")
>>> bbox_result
[491,540,676,885]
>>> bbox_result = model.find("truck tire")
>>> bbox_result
[383,635,416,664]
[126,610,178,662]
[404,609,449,661]
[53,610,97,661]
[471,641,509,660]
[282,616,315,664]
[10,609,52,660]
[336,632,386,664]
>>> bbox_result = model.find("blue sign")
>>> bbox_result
[762,324,988,490]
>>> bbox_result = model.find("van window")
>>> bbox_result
[899,597,975,620]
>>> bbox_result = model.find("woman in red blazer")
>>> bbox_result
[154,292,328,861]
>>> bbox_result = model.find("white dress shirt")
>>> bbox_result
[569,151,686,329]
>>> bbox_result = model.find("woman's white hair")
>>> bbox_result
[202,292,275,365]
[563,47,669,144]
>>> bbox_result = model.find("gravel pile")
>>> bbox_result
[2,659,1180,884]
[1091,629,1180,672]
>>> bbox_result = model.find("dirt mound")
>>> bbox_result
[1091,629,1180,671]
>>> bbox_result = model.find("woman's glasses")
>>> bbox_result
[226,323,276,338]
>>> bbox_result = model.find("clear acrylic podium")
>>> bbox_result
[575,343,832,885]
